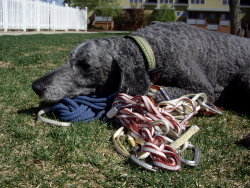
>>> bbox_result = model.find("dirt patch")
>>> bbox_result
[0,61,15,68]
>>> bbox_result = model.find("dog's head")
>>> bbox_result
[32,37,151,102]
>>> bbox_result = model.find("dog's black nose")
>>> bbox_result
[32,81,46,96]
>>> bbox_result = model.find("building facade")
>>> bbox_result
[112,0,250,32]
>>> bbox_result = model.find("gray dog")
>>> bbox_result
[32,22,250,113]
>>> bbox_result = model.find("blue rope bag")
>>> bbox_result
[51,93,116,123]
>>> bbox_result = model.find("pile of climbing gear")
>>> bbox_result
[37,85,222,171]
[37,93,116,126]
[108,88,222,171]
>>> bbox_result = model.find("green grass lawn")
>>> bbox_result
[0,33,249,187]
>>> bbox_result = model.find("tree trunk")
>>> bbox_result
[229,0,241,35]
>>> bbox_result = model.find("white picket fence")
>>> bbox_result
[0,0,88,32]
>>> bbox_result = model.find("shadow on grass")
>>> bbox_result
[17,101,54,117]
[235,134,250,150]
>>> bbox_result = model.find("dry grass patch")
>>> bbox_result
[0,61,15,68]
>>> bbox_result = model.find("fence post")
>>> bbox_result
[65,4,68,31]
[76,6,79,31]
[36,0,40,32]
[85,7,88,31]
[3,0,8,32]
[51,1,56,31]
[22,0,27,32]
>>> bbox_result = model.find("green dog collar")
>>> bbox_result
[125,35,156,69]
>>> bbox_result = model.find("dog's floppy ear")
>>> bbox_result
[114,55,151,96]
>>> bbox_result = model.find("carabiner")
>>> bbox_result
[112,127,131,157]
[159,87,171,101]
[198,100,223,115]
[130,155,157,172]
[179,144,201,167]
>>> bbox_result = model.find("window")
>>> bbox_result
[188,12,204,19]
[176,11,187,17]
[221,13,230,20]
[198,13,204,19]
[208,13,219,24]
[130,0,142,3]
[188,12,198,19]
[176,0,188,3]
[191,0,205,4]
[222,0,229,5]
[160,0,173,3]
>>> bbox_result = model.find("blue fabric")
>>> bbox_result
[51,93,116,122]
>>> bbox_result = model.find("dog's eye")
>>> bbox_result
[78,61,91,69]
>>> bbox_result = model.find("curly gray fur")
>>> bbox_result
[32,22,250,113]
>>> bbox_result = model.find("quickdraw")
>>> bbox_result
[110,90,222,171]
